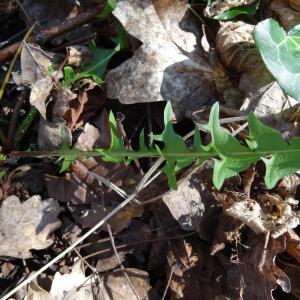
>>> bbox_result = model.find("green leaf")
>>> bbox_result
[206,103,260,189]
[63,66,76,87]
[253,18,300,101]
[100,111,127,163]
[248,112,300,188]
[156,102,200,189]
[74,41,114,84]
[214,0,260,20]
[63,27,127,86]
[97,0,117,18]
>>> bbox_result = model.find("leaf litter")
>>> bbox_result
[1,0,300,299]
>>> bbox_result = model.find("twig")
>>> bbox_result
[81,232,197,260]
[1,158,164,300]
[107,223,140,300]
[0,23,37,100]
[162,264,175,300]
[258,231,270,272]
[6,90,26,150]
[86,169,142,205]
[0,4,104,64]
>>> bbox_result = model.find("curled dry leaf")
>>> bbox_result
[67,45,93,67]
[29,77,53,119]
[52,88,77,123]
[13,43,61,86]
[216,21,265,75]
[167,239,224,299]
[205,0,256,17]
[221,192,300,238]
[106,0,218,118]
[277,174,300,198]
[224,234,290,299]
[26,260,96,300]
[270,0,300,30]
[0,195,61,259]
[216,21,298,119]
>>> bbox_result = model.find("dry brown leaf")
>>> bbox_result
[205,0,256,17]
[106,0,219,118]
[277,175,300,199]
[285,230,300,264]
[224,193,300,238]
[216,21,299,118]
[38,118,72,150]
[52,88,77,124]
[216,21,265,75]
[223,234,290,299]
[167,239,224,299]
[29,77,53,119]
[270,0,300,30]
[211,213,241,255]
[104,268,160,300]
[26,260,97,300]
[26,263,158,300]
[45,173,99,205]
[21,0,79,26]
[63,87,106,130]
[162,165,219,240]
[0,195,61,259]
[13,43,61,86]
[67,45,93,67]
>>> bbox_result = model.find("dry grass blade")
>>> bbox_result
[1,158,164,300]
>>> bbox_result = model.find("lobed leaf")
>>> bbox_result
[248,112,300,188]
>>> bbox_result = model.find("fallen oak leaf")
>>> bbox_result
[0,195,61,259]
[106,0,219,118]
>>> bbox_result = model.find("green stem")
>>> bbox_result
[10,146,300,161]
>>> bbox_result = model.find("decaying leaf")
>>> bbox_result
[29,77,53,119]
[218,191,300,238]
[106,0,218,118]
[13,43,61,86]
[38,118,72,150]
[0,195,61,259]
[21,0,79,26]
[216,21,298,119]
[216,21,265,75]
[223,234,290,299]
[26,260,97,300]
[270,0,300,30]
[52,88,77,124]
[26,263,158,300]
[104,268,160,300]
[67,45,93,67]
[167,238,224,299]
[162,165,219,240]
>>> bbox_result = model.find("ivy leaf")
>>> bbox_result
[214,0,260,20]
[248,112,300,188]
[253,18,300,101]
[206,103,260,190]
